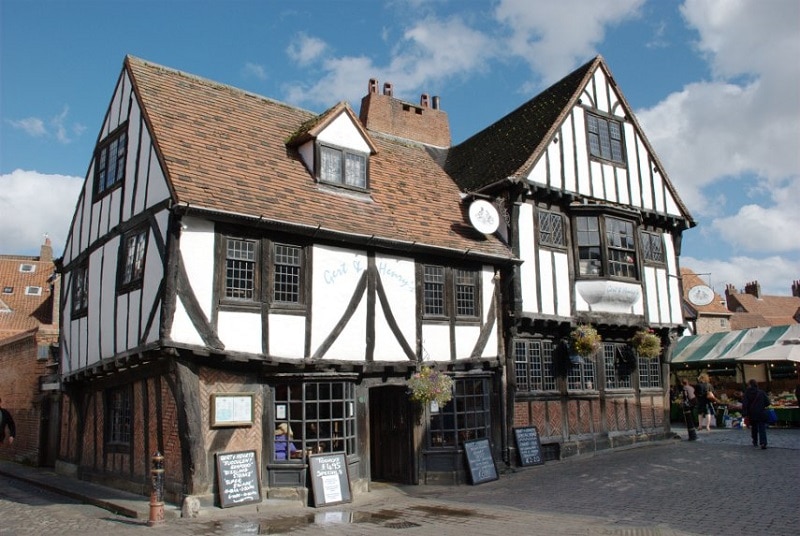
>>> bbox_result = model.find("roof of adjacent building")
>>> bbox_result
[0,240,57,340]
[125,56,513,262]
[680,267,731,315]
[726,290,800,327]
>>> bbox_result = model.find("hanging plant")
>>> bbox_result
[407,366,454,407]
[571,324,602,357]
[631,329,662,359]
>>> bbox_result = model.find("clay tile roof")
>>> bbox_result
[126,56,512,262]
[0,253,56,340]
[727,292,800,325]
[680,267,730,315]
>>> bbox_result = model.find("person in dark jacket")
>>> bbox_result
[0,397,16,445]
[742,379,770,449]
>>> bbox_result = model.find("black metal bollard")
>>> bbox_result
[148,451,165,526]
[682,406,698,441]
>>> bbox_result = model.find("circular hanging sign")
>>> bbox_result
[468,200,500,235]
[687,285,715,306]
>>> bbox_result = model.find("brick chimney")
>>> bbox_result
[743,281,761,298]
[39,236,53,263]
[792,280,800,297]
[359,79,451,147]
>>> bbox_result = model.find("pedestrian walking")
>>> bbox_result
[0,397,16,446]
[695,372,717,431]
[681,378,698,441]
[742,379,770,449]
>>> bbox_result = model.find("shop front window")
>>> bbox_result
[273,381,356,462]
[429,377,490,448]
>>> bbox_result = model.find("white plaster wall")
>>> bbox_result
[268,315,306,358]
[317,113,371,152]
[517,203,538,314]
[372,255,416,362]
[554,251,571,317]
[421,324,450,361]
[539,249,555,316]
[644,267,660,322]
[218,311,264,354]
[454,325,481,358]
[179,216,216,319]
[171,300,205,348]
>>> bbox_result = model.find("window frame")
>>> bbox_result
[603,342,634,390]
[72,263,89,318]
[567,353,597,392]
[573,212,639,281]
[105,386,132,453]
[94,124,128,198]
[421,264,481,321]
[272,380,357,463]
[218,233,307,313]
[117,227,148,293]
[585,111,625,165]
[537,209,566,249]
[429,377,490,449]
[514,339,558,393]
[637,354,662,388]
[317,143,368,191]
[640,230,666,265]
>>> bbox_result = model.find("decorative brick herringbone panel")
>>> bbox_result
[160,373,182,486]
[59,392,77,461]
[199,367,264,454]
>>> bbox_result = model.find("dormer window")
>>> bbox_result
[19,263,36,273]
[319,144,367,190]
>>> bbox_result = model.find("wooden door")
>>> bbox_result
[369,386,414,484]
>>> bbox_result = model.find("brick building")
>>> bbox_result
[0,238,61,465]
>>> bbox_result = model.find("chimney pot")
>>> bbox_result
[432,96,440,110]
[420,93,430,108]
[368,78,378,94]
[383,82,393,97]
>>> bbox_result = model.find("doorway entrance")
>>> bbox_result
[369,385,415,484]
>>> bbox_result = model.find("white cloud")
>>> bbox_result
[8,117,46,137]
[287,33,328,66]
[0,170,83,257]
[243,62,267,81]
[493,0,645,86]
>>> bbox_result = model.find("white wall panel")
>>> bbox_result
[590,161,604,198]
[179,216,216,319]
[372,255,416,361]
[538,249,555,315]
[218,311,263,354]
[657,269,670,324]
[124,102,142,221]
[126,290,142,349]
[644,267,659,322]
[317,113,371,152]
[146,145,170,208]
[322,299,367,361]
[517,203,538,314]
[562,118,577,192]
[268,314,306,358]
[454,325,481,358]
[421,324,450,361]
[638,137,653,211]
[554,251,571,317]
[171,300,205,347]
[548,144,562,189]
[603,166,617,203]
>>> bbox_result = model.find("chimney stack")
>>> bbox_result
[383,82,393,97]
[40,236,53,264]
[420,94,430,108]
[792,280,800,297]
[744,281,761,298]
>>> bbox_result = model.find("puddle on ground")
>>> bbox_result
[185,505,489,534]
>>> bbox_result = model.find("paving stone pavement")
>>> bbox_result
[1,426,798,536]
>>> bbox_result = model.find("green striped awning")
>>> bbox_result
[670,325,798,365]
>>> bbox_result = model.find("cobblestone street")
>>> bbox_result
[2,427,798,536]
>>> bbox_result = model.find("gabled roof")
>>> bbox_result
[286,101,378,154]
[125,56,511,261]
[727,292,800,327]
[445,56,693,224]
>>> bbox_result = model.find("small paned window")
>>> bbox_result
[106,387,132,450]
[95,126,128,196]
[319,145,367,189]
[225,238,258,300]
[567,354,596,391]
[273,243,302,304]
[575,214,638,280]
[586,112,625,164]
[641,231,665,264]
[119,228,147,290]
[272,381,356,462]
[2,287,12,294]
[25,286,42,296]
[72,264,89,317]
[604,343,633,389]
[422,265,480,320]
[19,264,36,273]
[514,339,557,392]
[423,265,446,316]
[638,355,662,388]
[454,269,478,317]
[538,210,566,248]
[429,378,490,448]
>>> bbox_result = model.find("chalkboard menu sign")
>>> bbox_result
[308,452,352,507]
[513,426,544,467]
[463,438,498,485]
[216,450,261,508]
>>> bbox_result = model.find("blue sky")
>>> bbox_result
[1,0,798,297]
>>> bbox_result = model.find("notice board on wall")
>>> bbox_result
[308,452,352,507]
[513,426,544,467]
[216,450,261,508]
[463,438,498,485]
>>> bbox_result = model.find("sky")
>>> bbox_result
[1,0,798,297]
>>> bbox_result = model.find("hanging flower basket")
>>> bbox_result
[631,329,662,359]
[571,324,602,357]
[407,366,454,407]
